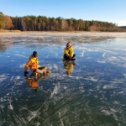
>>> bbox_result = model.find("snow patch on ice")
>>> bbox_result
[15,76,21,80]
[50,82,60,98]
[101,108,119,121]
[97,60,106,64]
[9,103,13,110]
[103,85,115,90]
[19,64,25,68]
[0,74,9,82]
[27,111,39,122]
[80,50,85,57]
[84,76,98,82]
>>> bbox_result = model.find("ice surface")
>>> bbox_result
[0,34,126,126]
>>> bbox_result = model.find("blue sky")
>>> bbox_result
[0,0,126,26]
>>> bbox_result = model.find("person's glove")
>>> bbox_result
[24,71,28,77]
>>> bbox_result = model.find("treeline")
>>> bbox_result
[0,12,13,29]
[12,16,119,32]
[0,12,124,32]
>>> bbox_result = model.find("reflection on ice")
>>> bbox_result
[0,34,126,126]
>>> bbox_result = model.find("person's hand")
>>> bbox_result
[24,71,28,77]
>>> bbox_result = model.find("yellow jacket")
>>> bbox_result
[64,46,74,58]
[24,56,39,71]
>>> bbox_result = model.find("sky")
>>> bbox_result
[0,0,126,26]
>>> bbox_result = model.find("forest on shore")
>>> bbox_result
[0,12,125,32]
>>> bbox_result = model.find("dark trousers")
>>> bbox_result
[64,54,75,60]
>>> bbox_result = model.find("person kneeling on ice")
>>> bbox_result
[63,41,75,60]
[24,51,47,78]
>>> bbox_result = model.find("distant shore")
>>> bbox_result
[0,31,126,38]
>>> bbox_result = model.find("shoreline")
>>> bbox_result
[0,31,126,38]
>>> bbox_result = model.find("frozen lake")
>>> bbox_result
[0,32,126,126]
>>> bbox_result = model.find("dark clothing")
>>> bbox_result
[64,54,76,61]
